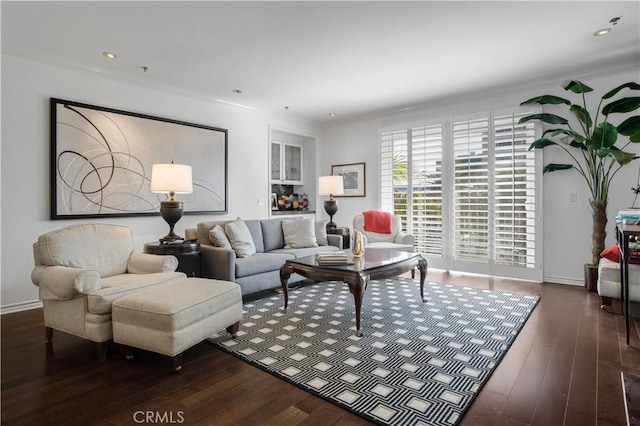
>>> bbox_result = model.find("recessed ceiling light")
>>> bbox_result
[593,28,611,37]
[102,51,117,59]
[329,113,336,117]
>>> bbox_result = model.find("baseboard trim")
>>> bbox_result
[1,300,43,315]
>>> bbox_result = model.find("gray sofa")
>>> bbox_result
[185,217,343,296]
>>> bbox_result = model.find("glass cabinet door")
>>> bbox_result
[271,142,281,181]
[284,144,302,182]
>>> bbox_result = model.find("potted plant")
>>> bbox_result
[519,80,640,291]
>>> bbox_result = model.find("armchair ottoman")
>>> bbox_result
[112,278,242,371]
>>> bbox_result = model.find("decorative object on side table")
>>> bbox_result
[151,162,193,243]
[318,175,344,229]
[331,162,366,197]
[144,240,201,277]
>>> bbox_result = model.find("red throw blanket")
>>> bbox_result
[363,210,392,234]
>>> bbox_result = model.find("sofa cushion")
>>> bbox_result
[225,218,256,258]
[283,218,318,249]
[244,220,265,253]
[235,252,294,278]
[87,272,185,314]
[261,219,285,252]
[209,224,232,249]
[315,220,329,245]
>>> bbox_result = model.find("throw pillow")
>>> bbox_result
[283,218,318,249]
[315,220,329,246]
[601,245,640,264]
[225,218,256,258]
[209,224,232,250]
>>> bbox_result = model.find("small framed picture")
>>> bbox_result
[271,193,279,210]
[331,162,366,197]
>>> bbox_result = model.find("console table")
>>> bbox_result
[144,240,201,277]
[616,222,640,345]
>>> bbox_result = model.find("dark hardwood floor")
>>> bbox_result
[2,270,639,425]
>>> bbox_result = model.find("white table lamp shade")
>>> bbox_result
[150,163,193,194]
[318,175,344,196]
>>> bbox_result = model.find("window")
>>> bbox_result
[380,108,540,281]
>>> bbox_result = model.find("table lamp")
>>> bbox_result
[150,162,193,243]
[318,175,344,230]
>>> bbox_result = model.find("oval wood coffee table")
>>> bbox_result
[279,248,427,337]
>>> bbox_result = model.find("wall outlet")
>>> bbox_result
[257,198,265,206]
[570,192,577,202]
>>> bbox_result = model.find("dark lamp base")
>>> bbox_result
[324,199,339,231]
[159,200,184,243]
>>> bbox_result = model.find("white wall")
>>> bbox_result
[0,54,320,311]
[320,67,640,285]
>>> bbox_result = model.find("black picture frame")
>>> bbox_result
[50,98,228,219]
[331,162,366,197]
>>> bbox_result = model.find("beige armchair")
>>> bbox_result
[31,223,186,360]
[353,213,415,251]
[353,213,416,275]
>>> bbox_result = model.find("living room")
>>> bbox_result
[2,1,640,425]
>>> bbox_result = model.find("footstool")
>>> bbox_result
[112,278,242,371]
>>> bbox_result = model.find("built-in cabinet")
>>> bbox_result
[268,126,317,219]
[271,141,303,185]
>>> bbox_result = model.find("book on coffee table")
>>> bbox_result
[316,252,352,265]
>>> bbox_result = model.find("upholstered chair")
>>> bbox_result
[353,213,415,251]
[31,223,186,360]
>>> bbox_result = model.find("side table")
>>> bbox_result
[144,240,201,277]
[327,227,350,249]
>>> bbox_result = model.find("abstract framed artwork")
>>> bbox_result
[331,162,366,197]
[50,98,228,219]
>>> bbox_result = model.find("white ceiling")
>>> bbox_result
[2,1,639,123]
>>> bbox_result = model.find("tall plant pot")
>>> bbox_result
[584,263,599,293]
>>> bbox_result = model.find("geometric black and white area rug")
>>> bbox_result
[209,278,540,426]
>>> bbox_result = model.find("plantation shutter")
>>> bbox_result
[380,130,409,218]
[452,116,491,273]
[492,110,538,277]
[410,124,444,260]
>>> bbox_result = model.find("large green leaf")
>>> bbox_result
[543,128,586,143]
[603,82,640,99]
[609,146,639,165]
[562,80,593,94]
[520,95,571,106]
[570,104,592,128]
[618,116,640,136]
[528,138,558,150]
[603,97,640,115]
[543,163,573,173]
[591,122,617,149]
[519,113,568,125]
